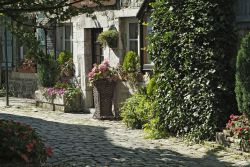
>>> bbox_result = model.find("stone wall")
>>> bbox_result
[9,72,38,98]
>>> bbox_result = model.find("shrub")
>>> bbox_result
[38,52,58,87]
[122,51,139,73]
[148,0,237,140]
[57,51,72,65]
[146,77,157,98]
[121,94,153,129]
[0,119,52,164]
[122,51,142,89]
[235,33,250,119]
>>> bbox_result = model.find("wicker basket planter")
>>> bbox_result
[93,79,116,119]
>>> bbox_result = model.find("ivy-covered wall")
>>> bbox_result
[148,0,237,140]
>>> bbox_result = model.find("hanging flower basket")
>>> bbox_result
[97,29,119,48]
[93,79,116,119]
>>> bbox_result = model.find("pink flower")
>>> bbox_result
[103,59,109,65]
[91,64,98,73]
[99,63,108,72]
[88,71,95,78]
[230,114,235,120]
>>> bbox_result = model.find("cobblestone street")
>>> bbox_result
[0,97,249,167]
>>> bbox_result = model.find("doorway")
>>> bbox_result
[91,28,103,65]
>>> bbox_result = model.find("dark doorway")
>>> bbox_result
[91,28,103,65]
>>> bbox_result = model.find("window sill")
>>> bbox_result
[143,64,154,71]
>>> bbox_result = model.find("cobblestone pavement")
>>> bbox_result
[0,97,250,167]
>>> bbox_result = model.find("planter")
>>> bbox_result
[18,68,36,73]
[106,37,118,48]
[93,79,116,119]
[35,90,84,113]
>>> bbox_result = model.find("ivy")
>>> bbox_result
[148,0,237,141]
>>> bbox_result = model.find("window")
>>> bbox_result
[64,24,73,53]
[128,23,139,55]
[141,14,153,71]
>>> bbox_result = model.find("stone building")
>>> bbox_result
[63,0,147,109]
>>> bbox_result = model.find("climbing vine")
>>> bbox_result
[147,0,237,140]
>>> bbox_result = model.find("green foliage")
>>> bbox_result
[148,0,237,141]
[235,33,250,119]
[0,119,52,164]
[64,86,81,102]
[146,77,157,98]
[121,51,142,90]
[57,51,72,65]
[97,29,118,47]
[122,51,139,73]
[54,82,70,89]
[121,94,153,129]
[37,52,58,87]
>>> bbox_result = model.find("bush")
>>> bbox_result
[122,51,139,73]
[121,94,153,129]
[146,77,157,98]
[148,0,237,140]
[38,52,58,87]
[57,51,72,65]
[235,33,250,119]
[121,51,142,89]
[0,119,52,164]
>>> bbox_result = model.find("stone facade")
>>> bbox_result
[70,1,144,114]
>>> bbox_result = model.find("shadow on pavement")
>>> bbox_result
[0,113,247,167]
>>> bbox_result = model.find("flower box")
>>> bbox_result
[35,89,84,113]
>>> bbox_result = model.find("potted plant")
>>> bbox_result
[88,60,118,119]
[18,58,37,73]
[97,29,119,48]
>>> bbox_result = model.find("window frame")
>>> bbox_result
[127,21,140,55]
[140,13,154,72]
[63,23,73,53]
